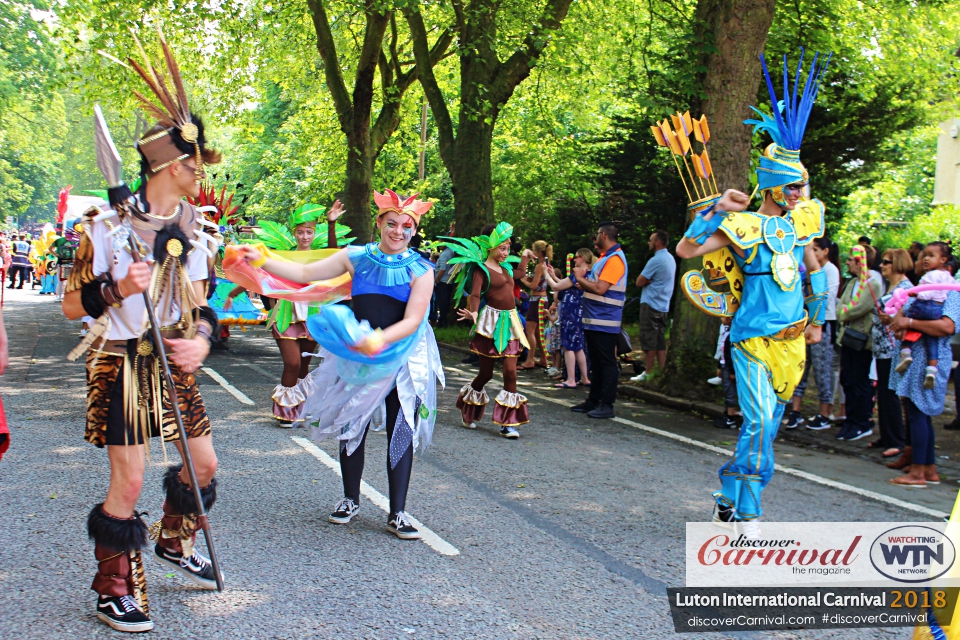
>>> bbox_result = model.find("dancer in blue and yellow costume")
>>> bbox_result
[674,50,831,538]
[230,190,444,540]
[31,224,60,295]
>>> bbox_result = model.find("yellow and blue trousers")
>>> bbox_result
[715,333,806,520]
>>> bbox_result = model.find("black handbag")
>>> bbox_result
[838,324,869,351]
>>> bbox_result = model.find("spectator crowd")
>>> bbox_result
[428,226,960,488]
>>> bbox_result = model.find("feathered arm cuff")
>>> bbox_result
[683,205,727,246]
[805,269,828,327]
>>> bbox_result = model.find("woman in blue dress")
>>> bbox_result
[544,248,594,388]
[234,190,444,539]
[886,287,960,487]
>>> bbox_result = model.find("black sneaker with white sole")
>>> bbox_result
[388,511,421,540]
[329,497,359,524]
[154,544,221,590]
[96,595,154,633]
[499,426,520,438]
[712,502,735,530]
[713,415,739,429]
[782,410,804,429]
[805,414,831,430]
[845,427,873,441]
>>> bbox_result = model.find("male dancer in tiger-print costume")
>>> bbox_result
[61,39,224,634]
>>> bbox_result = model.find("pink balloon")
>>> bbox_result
[884,283,960,316]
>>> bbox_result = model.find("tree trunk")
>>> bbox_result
[695,0,776,192]
[450,117,496,238]
[344,140,375,242]
[404,0,573,239]
[669,0,777,364]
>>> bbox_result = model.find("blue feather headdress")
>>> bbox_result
[744,48,831,194]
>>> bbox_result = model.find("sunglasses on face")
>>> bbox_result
[180,163,205,178]
[784,183,808,195]
[881,259,893,265]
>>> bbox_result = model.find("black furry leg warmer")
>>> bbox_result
[87,504,148,552]
[162,464,217,515]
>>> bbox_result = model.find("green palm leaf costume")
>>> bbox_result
[440,222,521,353]
[251,203,354,332]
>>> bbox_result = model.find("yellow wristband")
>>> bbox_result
[250,246,267,268]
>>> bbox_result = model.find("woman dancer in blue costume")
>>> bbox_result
[235,190,443,540]
[676,51,831,539]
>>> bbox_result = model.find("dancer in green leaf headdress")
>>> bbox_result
[255,200,350,425]
[446,222,532,438]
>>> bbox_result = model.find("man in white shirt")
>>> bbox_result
[783,236,840,430]
[61,40,224,633]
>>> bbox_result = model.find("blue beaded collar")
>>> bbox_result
[348,242,433,300]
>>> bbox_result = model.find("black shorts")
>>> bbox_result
[526,297,544,322]
[638,302,668,351]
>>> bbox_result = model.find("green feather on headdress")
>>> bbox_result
[288,203,326,230]
[440,221,520,307]
[253,220,296,250]
[253,203,354,250]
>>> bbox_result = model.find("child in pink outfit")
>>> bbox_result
[897,243,954,388]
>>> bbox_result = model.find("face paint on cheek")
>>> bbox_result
[402,224,414,243]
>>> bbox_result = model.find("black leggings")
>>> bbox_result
[339,388,413,514]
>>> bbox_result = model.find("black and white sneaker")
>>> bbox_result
[96,595,154,632]
[845,428,873,442]
[388,511,421,540]
[329,497,359,524]
[805,414,831,430]
[499,426,520,439]
[154,544,221,590]
[712,502,736,530]
[782,410,804,429]
[712,415,739,429]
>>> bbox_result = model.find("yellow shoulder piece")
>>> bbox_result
[792,198,825,245]
[719,211,764,249]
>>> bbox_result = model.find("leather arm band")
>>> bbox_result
[80,272,123,318]
[194,305,220,344]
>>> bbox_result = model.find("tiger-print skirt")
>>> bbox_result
[85,352,212,448]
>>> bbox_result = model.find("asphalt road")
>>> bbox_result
[0,287,943,639]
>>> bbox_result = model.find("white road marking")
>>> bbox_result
[291,436,461,556]
[291,436,460,556]
[200,367,256,405]
[239,362,274,378]
[443,365,949,519]
[232,362,460,556]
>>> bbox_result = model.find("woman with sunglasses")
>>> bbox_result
[873,249,914,463]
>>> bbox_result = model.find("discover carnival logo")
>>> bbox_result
[696,534,862,571]
[868,525,956,583]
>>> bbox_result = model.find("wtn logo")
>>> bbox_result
[880,543,944,567]
[870,526,956,583]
